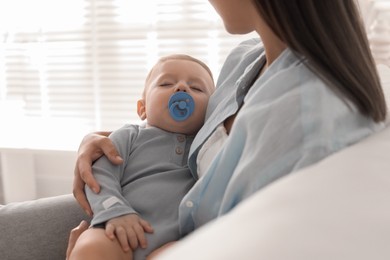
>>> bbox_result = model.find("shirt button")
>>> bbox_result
[186,201,194,208]
[175,147,183,155]
[177,135,185,142]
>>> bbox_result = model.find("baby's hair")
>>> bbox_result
[145,54,214,88]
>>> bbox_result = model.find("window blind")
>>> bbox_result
[0,0,388,150]
[364,0,390,66]
[0,0,254,150]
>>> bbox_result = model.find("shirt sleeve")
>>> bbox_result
[86,125,138,226]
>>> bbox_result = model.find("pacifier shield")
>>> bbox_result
[168,92,195,121]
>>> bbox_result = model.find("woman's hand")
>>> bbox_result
[66,220,89,260]
[105,214,154,252]
[73,131,123,216]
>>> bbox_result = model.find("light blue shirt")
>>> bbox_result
[179,38,384,235]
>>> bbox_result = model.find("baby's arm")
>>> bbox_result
[86,126,156,252]
[105,213,154,251]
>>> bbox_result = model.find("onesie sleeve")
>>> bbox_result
[86,125,139,226]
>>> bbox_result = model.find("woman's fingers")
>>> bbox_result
[72,132,123,215]
[72,171,93,216]
[100,137,123,165]
[77,155,101,193]
[74,134,122,195]
[66,220,89,259]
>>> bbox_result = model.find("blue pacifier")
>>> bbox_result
[168,92,195,121]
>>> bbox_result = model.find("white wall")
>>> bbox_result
[0,148,76,204]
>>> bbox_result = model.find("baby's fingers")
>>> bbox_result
[105,223,116,240]
[116,226,131,252]
[133,224,148,249]
[140,219,154,234]
[106,223,133,252]
[126,228,139,250]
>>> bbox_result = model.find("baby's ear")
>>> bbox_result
[137,99,147,120]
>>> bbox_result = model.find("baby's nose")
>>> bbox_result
[174,82,189,92]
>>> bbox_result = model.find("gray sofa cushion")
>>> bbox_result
[0,194,89,260]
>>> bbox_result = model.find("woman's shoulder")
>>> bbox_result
[225,38,263,62]
[217,38,264,85]
[234,38,262,50]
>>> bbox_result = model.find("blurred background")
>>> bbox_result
[0,0,389,204]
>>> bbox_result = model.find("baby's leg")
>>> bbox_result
[69,228,132,260]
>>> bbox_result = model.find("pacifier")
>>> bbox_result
[168,92,195,121]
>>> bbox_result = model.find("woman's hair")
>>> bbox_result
[253,0,387,122]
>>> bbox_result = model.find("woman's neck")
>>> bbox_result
[256,21,287,69]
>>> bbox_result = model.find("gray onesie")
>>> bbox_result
[86,124,195,259]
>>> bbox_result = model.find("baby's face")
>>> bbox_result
[140,59,215,135]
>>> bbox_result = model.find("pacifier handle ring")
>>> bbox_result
[170,102,190,117]
[168,92,195,121]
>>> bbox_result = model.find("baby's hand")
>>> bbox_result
[105,214,154,252]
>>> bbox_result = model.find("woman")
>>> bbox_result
[70,0,387,257]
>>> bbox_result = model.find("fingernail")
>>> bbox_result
[80,220,88,226]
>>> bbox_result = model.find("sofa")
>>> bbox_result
[0,65,389,260]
